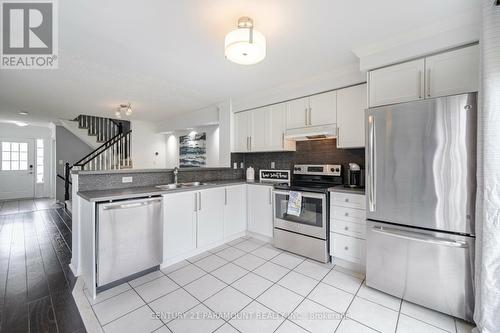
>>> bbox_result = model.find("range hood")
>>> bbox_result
[284,124,337,141]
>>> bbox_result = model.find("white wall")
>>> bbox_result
[130,120,167,169]
[0,122,55,198]
[165,125,220,168]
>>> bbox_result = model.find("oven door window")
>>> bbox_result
[275,193,323,227]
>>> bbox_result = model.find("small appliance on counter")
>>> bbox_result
[246,167,255,181]
[346,163,364,188]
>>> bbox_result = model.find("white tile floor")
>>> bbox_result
[79,237,475,333]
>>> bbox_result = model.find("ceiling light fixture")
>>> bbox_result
[115,103,132,118]
[19,111,28,116]
[13,121,28,127]
[225,17,266,65]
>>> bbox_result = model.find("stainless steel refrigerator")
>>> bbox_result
[365,93,476,321]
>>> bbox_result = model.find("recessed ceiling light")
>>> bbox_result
[13,121,28,127]
[19,111,28,115]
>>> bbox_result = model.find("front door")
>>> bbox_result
[0,139,35,200]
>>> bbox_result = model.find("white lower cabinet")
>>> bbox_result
[223,185,247,238]
[163,185,247,263]
[330,192,366,267]
[197,187,225,248]
[163,191,197,260]
[247,184,274,238]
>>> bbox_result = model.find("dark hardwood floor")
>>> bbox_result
[0,204,86,333]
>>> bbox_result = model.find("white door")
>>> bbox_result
[163,192,197,261]
[0,139,35,200]
[233,112,251,152]
[251,106,268,152]
[286,97,309,129]
[197,187,225,247]
[247,185,273,238]
[223,185,247,238]
[369,58,425,107]
[309,90,337,126]
[337,84,367,148]
[425,45,479,99]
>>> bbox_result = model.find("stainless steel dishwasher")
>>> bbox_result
[97,196,162,288]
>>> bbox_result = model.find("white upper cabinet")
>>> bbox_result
[369,58,425,107]
[251,106,269,151]
[336,84,367,148]
[309,90,337,126]
[425,45,479,99]
[233,102,295,153]
[286,97,309,129]
[223,185,247,238]
[368,45,479,107]
[286,92,337,129]
[233,111,252,152]
[197,187,225,248]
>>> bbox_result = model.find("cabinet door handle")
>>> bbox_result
[344,212,349,217]
[194,193,197,212]
[269,188,272,205]
[344,226,349,231]
[309,108,312,125]
[345,198,349,202]
[198,192,202,211]
[344,246,349,251]
[427,68,431,97]
[418,70,423,99]
[225,188,227,205]
[282,133,284,148]
[305,108,308,126]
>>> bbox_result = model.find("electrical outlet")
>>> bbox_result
[240,162,244,169]
[271,162,275,169]
[233,162,237,169]
[122,176,133,183]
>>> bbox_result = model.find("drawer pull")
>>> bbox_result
[344,226,349,231]
[344,212,349,217]
[345,198,349,202]
[344,246,349,250]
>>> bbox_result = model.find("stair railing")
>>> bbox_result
[63,128,132,202]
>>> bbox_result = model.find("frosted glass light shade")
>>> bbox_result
[224,27,266,65]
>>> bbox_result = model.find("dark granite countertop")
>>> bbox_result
[78,180,276,202]
[328,185,365,195]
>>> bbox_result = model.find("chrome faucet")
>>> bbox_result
[173,167,179,184]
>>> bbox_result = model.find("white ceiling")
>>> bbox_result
[0,0,479,123]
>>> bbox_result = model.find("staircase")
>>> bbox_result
[61,115,133,209]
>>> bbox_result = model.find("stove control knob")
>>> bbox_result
[335,168,340,172]
[330,168,335,172]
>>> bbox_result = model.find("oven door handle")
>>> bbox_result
[273,190,326,199]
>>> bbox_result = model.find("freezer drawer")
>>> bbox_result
[97,197,163,287]
[366,221,474,321]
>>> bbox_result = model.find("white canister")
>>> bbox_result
[246,167,255,181]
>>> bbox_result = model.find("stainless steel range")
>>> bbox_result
[273,164,342,262]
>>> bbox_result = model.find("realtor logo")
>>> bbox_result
[1,0,58,69]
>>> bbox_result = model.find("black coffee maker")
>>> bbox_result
[346,163,364,188]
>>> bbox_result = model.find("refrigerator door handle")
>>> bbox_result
[368,115,376,212]
[371,226,468,248]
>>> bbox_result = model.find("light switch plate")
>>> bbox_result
[271,162,275,169]
[122,176,133,183]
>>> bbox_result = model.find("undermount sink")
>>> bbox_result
[155,182,208,190]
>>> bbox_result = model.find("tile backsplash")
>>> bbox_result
[232,139,365,182]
